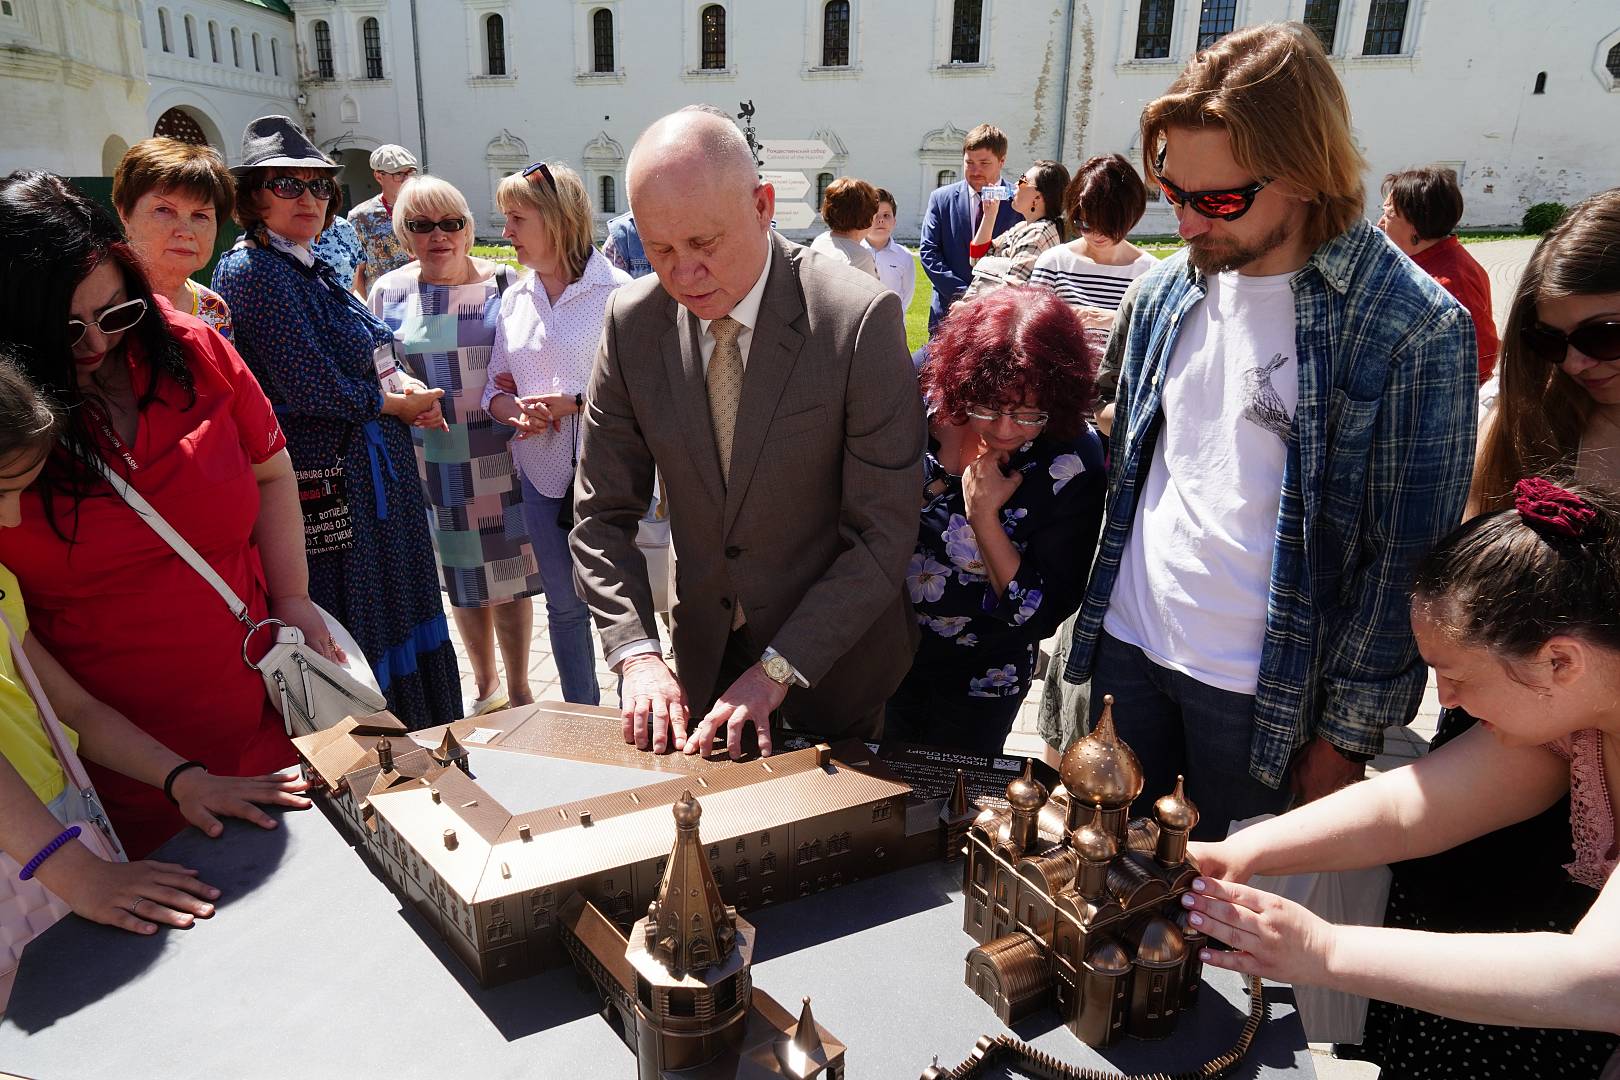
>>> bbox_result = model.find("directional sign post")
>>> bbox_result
[760,170,811,201]
[771,202,817,230]
[759,139,834,171]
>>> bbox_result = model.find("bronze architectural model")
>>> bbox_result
[958,696,1214,1047]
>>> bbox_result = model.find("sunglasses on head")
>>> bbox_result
[1520,318,1620,365]
[522,161,557,194]
[1153,151,1271,221]
[67,297,147,348]
[264,176,338,201]
[403,217,467,234]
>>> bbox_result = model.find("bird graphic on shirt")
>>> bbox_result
[1241,352,1293,443]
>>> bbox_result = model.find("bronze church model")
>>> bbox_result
[958,695,1207,1047]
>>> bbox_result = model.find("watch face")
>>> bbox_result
[763,656,792,684]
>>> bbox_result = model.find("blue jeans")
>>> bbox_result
[520,475,600,706]
[1088,631,1287,840]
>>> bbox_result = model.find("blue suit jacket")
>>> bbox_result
[918,179,1021,331]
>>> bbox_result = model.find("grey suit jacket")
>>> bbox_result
[571,232,925,732]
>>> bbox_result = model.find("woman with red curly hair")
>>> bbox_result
[886,287,1106,754]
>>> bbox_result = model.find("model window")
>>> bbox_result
[700,4,725,69]
[1301,0,1339,52]
[363,16,384,79]
[1361,0,1409,56]
[592,7,614,72]
[1195,0,1235,50]
[1134,0,1173,59]
[735,859,750,880]
[313,20,334,79]
[734,837,746,854]
[822,0,850,67]
[486,13,506,75]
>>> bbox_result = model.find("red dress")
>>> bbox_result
[0,303,295,857]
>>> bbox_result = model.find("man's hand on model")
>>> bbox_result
[683,664,787,760]
[619,654,688,754]
[1289,736,1366,805]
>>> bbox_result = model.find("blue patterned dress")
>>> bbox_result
[368,262,542,608]
[212,231,462,730]
[885,427,1107,754]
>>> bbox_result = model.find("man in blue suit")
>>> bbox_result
[918,123,1021,332]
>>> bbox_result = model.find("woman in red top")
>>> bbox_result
[1379,166,1500,382]
[0,172,333,857]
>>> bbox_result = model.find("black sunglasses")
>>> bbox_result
[264,176,338,201]
[403,217,467,234]
[1153,151,1271,221]
[522,161,557,194]
[67,297,147,348]
[1521,319,1620,365]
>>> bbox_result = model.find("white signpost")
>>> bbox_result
[771,201,817,230]
[760,139,832,232]
[760,170,811,200]
[759,139,834,170]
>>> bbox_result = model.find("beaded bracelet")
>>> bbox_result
[19,825,81,881]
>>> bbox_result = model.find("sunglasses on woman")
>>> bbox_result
[67,297,147,348]
[1521,318,1620,364]
[403,217,467,234]
[522,161,557,194]
[264,176,338,201]
[1153,151,1271,221]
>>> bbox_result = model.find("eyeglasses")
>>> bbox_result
[264,176,338,201]
[1016,176,1032,187]
[381,168,417,180]
[67,297,147,348]
[1521,319,1620,365]
[965,404,1049,428]
[522,161,557,194]
[403,217,467,234]
[1153,151,1271,221]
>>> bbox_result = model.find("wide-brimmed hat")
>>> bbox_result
[233,115,338,174]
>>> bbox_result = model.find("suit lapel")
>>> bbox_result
[723,235,805,535]
[954,181,972,243]
[659,297,727,510]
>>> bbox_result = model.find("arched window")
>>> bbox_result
[700,4,725,70]
[208,21,220,62]
[1196,0,1236,50]
[157,7,171,52]
[1361,0,1409,56]
[271,38,279,76]
[251,32,261,72]
[1607,42,1620,80]
[362,18,384,79]
[822,0,849,67]
[1301,0,1340,52]
[1533,71,1547,94]
[599,175,617,215]
[485,13,506,75]
[936,169,958,189]
[153,106,208,146]
[313,20,334,79]
[949,0,982,64]
[592,8,615,73]
[815,171,834,208]
[230,26,241,67]
[183,14,196,57]
[1134,0,1173,59]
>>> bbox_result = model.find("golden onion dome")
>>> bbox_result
[1058,695,1143,809]
[1154,775,1199,832]
[1084,938,1131,976]
[1005,758,1049,813]
[672,790,702,828]
[1069,801,1118,862]
[1135,915,1187,965]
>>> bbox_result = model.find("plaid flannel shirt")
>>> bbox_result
[962,219,1061,301]
[1065,221,1477,788]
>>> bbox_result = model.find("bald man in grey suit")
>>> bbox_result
[571,109,924,759]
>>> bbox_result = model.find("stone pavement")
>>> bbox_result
[438,236,1536,1080]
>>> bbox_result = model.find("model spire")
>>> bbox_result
[644,791,736,980]
[775,996,834,1077]
[431,727,470,774]
[375,735,394,773]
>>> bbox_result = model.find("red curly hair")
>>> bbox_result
[922,287,1097,440]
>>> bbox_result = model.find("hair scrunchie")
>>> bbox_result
[1514,477,1597,540]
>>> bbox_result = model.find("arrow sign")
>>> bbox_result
[760,139,833,170]
[771,202,818,230]
[760,170,811,200]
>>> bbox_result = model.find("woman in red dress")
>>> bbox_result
[0,172,336,857]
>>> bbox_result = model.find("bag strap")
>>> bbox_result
[0,607,94,795]
[80,451,254,627]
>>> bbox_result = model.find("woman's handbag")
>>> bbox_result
[0,607,127,1009]
[83,455,386,740]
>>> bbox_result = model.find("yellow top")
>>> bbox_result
[0,564,79,804]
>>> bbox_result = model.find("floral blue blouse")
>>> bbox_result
[905,427,1107,706]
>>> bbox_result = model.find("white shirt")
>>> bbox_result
[863,237,917,309]
[1104,269,1300,694]
[483,249,632,497]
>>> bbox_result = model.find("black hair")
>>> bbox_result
[0,351,60,465]
[1025,160,1071,243]
[0,171,193,538]
[1413,479,1620,659]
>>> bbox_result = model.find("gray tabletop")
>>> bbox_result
[1,753,1314,1080]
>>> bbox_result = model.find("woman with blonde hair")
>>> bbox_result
[369,176,541,715]
[481,161,630,705]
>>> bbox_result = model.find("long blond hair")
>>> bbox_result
[1474,190,1620,511]
[1140,22,1365,250]
[496,161,595,282]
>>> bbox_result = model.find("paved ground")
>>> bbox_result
[438,237,1535,1080]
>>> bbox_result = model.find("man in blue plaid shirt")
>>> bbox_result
[1064,23,1476,839]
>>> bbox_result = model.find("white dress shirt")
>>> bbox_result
[863,237,916,309]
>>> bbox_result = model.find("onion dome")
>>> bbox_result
[1069,801,1118,862]
[1084,938,1131,976]
[1154,775,1198,832]
[672,789,702,828]
[1005,758,1049,813]
[1135,915,1187,965]
[1058,695,1143,810]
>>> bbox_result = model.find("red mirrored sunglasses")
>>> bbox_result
[1153,151,1271,221]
